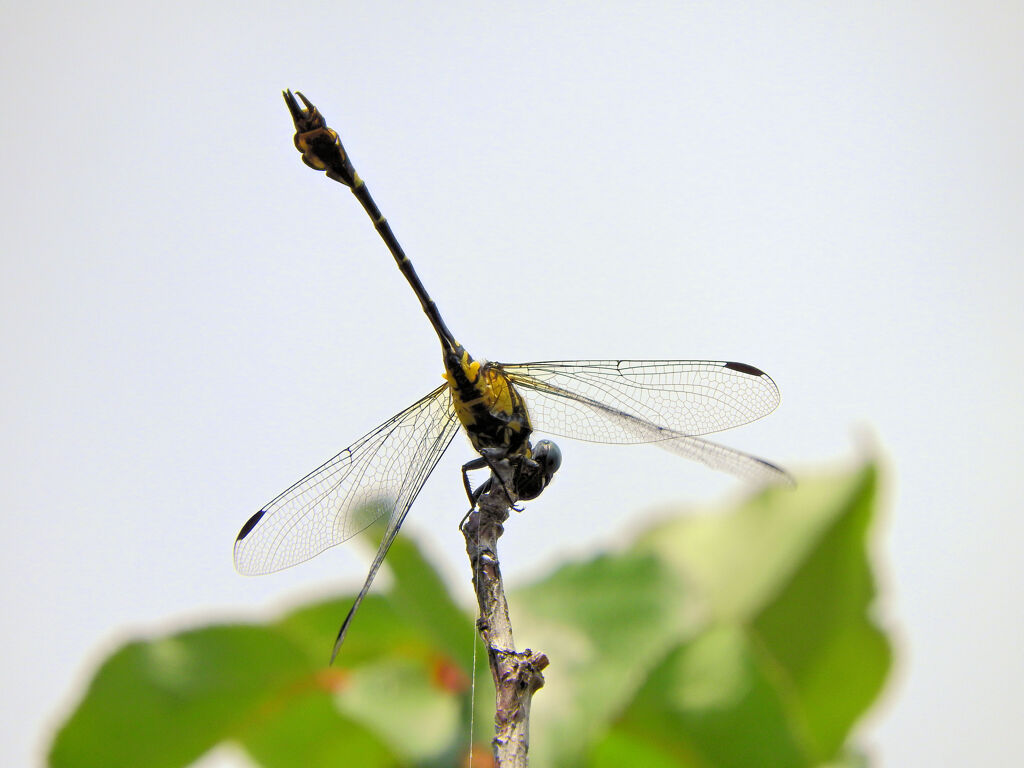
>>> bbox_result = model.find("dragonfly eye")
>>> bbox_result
[533,440,562,477]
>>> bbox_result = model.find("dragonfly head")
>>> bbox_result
[533,439,562,477]
[513,439,561,501]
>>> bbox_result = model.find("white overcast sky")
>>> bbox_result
[2,2,1022,766]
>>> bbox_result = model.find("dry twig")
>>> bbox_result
[461,460,548,767]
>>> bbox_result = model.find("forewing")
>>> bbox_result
[500,359,781,442]
[502,360,790,485]
[234,384,460,575]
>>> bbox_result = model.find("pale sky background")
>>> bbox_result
[2,2,1022,766]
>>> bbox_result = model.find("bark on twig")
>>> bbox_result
[461,460,548,768]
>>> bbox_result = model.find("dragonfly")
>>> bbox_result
[234,91,791,662]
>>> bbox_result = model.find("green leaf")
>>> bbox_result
[376,526,477,666]
[749,466,890,760]
[590,726,690,768]
[48,533,473,768]
[333,657,463,763]
[49,625,322,768]
[242,684,396,768]
[513,550,695,766]
[586,463,890,767]
[48,462,891,768]
[608,625,812,767]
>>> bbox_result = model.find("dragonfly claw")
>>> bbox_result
[282,89,325,133]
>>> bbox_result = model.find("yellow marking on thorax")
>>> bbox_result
[444,350,517,428]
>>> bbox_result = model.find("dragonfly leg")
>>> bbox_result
[461,455,491,508]
[464,448,525,511]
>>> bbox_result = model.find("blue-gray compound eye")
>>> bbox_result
[534,440,562,475]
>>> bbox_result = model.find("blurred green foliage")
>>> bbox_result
[48,462,890,767]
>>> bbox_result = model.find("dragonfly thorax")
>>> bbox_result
[444,347,533,459]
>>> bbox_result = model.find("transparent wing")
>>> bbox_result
[501,359,790,484]
[624,429,790,484]
[234,383,460,576]
[500,360,781,441]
